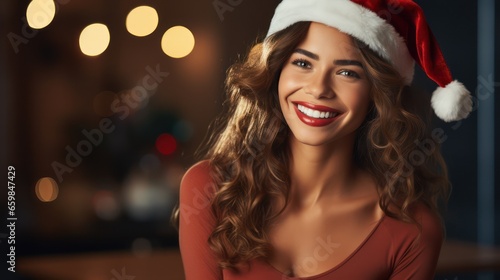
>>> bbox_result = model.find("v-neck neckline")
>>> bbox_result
[262,213,386,279]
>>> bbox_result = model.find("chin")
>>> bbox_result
[288,123,359,148]
[289,130,338,147]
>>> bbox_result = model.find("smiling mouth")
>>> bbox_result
[296,104,339,119]
[292,102,342,127]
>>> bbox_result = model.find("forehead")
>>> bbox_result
[296,22,361,58]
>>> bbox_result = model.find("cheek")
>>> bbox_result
[277,74,290,100]
[356,94,371,113]
[346,86,371,116]
[277,76,289,112]
[361,88,372,112]
[278,68,301,100]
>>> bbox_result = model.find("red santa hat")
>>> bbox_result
[266,0,472,122]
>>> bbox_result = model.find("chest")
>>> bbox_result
[267,202,382,277]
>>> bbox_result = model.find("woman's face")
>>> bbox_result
[278,22,371,147]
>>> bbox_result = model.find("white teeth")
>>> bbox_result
[297,104,337,119]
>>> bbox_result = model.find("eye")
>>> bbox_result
[292,59,311,69]
[337,69,360,79]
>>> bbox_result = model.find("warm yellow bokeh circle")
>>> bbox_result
[79,23,110,56]
[26,0,56,29]
[161,26,195,58]
[35,177,59,202]
[126,6,159,37]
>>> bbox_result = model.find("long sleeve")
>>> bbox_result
[179,161,222,280]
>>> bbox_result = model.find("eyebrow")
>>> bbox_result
[293,48,364,68]
[334,59,363,68]
[294,49,319,60]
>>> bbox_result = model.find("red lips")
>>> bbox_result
[292,101,342,127]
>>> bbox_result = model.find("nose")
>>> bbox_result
[304,70,335,99]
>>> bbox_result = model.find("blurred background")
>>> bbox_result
[0,0,498,279]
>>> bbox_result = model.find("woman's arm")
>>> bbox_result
[179,161,222,280]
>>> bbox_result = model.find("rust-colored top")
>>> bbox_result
[179,161,443,280]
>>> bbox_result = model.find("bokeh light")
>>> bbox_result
[35,177,59,202]
[123,174,173,221]
[161,26,195,58]
[155,133,177,155]
[26,0,56,29]
[92,190,120,220]
[79,23,110,56]
[126,6,159,37]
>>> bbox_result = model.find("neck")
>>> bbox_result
[287,133,360,210]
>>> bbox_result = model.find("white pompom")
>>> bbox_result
[431,80,472,122]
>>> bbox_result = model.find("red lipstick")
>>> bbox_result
[292,102,342,127]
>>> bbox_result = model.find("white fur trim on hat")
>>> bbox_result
[431,80,472,122]
[266,0,415,84]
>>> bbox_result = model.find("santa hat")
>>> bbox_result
[266,0,472,122]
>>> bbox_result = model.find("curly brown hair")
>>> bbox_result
[174,21,450,271]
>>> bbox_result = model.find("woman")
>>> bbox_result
[175,0,472,279]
